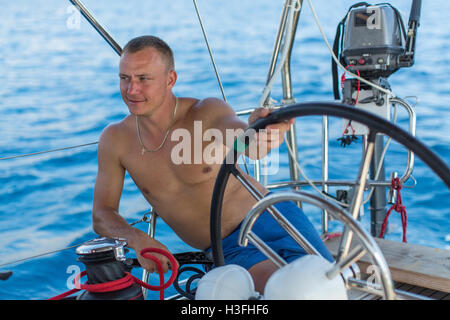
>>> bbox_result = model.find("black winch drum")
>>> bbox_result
[75,238,143,300]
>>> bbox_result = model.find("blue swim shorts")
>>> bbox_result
[206,199,334,270]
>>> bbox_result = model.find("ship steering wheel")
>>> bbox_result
[209,101,450,300]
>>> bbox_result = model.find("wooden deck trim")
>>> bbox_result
[324,236,450,293]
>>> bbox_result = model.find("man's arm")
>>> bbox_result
[201,98,294,159]
[92,124,174,273]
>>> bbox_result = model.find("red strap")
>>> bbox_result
[48,288,81,300]
[340,66,360,138]
[48,247,179,300]
[378,178,408,243]
[321,232,342,242]
[341,66,361,105]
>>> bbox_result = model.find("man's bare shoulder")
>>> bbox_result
[99,116,132,140]
[192,97,234,113]
[98,116,134,157]
[189,97,237,123]
[190,97,247,133]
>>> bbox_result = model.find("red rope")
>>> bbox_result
[340,67,360,136]
[49,247,178,300]
[321,232,342,242]
[340,67,360,105]
[378,177,408,243]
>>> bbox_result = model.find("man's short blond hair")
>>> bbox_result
[122,35,175,71]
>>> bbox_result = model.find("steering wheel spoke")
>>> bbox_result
[237,191,396,299]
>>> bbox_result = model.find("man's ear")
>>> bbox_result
[167,69,177,89]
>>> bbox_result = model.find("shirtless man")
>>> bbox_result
[92,35,333,294]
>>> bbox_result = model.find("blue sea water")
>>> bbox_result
[0,0,448,300]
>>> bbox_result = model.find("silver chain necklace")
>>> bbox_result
[135,97,179,155]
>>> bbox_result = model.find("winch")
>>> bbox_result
[74,237,144,300]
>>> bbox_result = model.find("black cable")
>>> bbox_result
[173,266,205,300]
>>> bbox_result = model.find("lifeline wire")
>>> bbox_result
[0,142,98,161]
[0,243,84,268]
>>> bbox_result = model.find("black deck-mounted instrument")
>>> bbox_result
[332,1,422,99]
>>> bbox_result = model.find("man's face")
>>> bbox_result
[119,48,175,116]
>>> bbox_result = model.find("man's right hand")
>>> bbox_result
[131,231,178,274]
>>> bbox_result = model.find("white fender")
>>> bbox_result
[264,255,348,300]
[195,264,256,300]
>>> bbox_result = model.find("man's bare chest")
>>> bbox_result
[121,142,220,199]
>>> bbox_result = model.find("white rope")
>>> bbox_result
[284,131,350,208]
